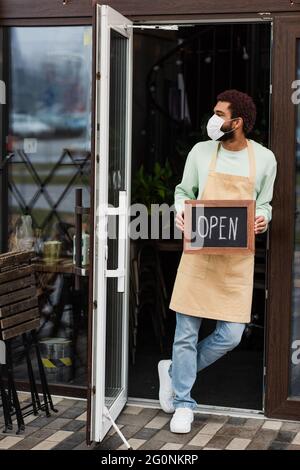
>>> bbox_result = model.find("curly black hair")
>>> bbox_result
[216,89,256,135]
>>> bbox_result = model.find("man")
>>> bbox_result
[158,89,277,434]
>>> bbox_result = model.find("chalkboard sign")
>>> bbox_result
[183,199,255,254]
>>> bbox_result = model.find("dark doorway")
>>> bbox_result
[129,21,271,411]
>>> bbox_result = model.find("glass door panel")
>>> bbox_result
[89,4,132,443]
[290,40,300,399]
[267,17,300,420]
[0,25,92,390]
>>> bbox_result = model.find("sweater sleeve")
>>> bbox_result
[255,156,277,233]
[174,145,199,214]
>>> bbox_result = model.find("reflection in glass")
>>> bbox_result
[5,26,92,388]
[290,40,300,397]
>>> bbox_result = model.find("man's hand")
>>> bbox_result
[175,210,184,233]
[254,215,268,234]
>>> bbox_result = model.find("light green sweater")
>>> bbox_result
[174,139,277,233]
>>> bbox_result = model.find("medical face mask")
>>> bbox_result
[206,114,238,141]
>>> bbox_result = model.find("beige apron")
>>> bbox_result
[169,138,256,323]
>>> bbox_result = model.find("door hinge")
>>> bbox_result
[96,71,101,80]
[96,154,100,163]
[93,386,96,395]
[93,300,97,309]
[269,83,272,95]
[264,365,267,377]
[265,289,268,300]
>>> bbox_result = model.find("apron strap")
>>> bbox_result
[209,139,256,184]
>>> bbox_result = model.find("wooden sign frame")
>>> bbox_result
[183,199,255,254]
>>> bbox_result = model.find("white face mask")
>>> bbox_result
[206,114,237,141]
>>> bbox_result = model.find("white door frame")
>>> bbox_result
[90,4,132,443]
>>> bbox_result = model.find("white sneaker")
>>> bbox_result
[170,407,194,433]
[158,360,174,413]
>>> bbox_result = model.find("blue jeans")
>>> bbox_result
[168,311,246,410]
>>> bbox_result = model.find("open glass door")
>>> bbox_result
[266,16,300,420]
[87,4,132,442]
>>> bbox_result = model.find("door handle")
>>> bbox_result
[105,191,127,292]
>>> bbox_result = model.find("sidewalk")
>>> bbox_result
[1,395,300,450]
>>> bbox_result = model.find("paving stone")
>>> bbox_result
[132,427,159,440]
[254,429,279,441]
[0,436,24,449]
[145,416,170,429]
[246,429,279,450]
[139,438,165,450]
[154,427,200,445]
[276,431,297,443]
[74,441,94,450]
[281,422,300,433]
[287,444,300,450]
[215,424,258,439]
[30,427,58,441]
[29,416,58,427]
[188,433,212,447]
[268,440,289,450]
[123,406,143,415]
[47,407,69,418]
[62,420,86,432]
[23,414,40,425]
[45,418,73,430]
[227,417,247,426]
[72,401,87,409]
[262,420,283,431]
[118,425,143,440]
[55,430,86,447]
[47,430,73,442]
[50,397,64,405]
[243,418,264,430]
[207,415,229,424]
[226,438,251,450]
[59,407,85,419]
[198,422,224,435]
[205,434,233,449]
[184,444,203,451]
[291,432,300,445]
[51,440,79,450]
[58,399,79,408]
[118,438,146,450]
[7,399,300,453]
[247,439,273,450]
[203,447,221,450]
[97,434,123,450]
[0,423,39,440]
[75,412,87,421]
[9,437,42,450]
[116,408,158,427]
[160,443,183,450]
[32,440,57,450]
